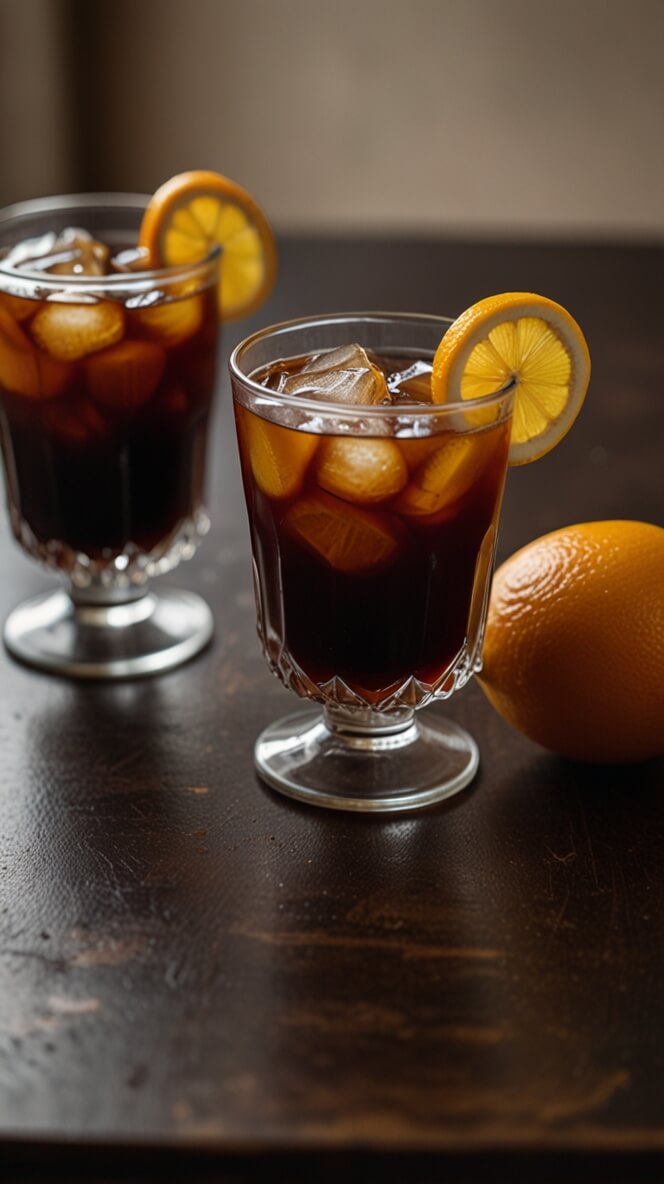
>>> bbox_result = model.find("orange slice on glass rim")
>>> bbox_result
[138,170,277,322]
[431,293,591,465]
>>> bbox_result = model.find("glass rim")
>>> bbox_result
[0,192,220,294]
[229,310,514,418]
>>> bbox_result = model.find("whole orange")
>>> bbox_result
[479,521,664,763]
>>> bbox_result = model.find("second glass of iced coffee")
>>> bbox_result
[0,171,276,678]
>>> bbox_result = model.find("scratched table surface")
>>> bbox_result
[1,237,663,1184]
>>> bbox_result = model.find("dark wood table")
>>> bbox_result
[1,237,663,1183]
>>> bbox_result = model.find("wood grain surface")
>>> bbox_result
[1,236,663,1181]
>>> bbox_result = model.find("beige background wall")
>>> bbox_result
[0,0,73,201]
[1,0,663,237]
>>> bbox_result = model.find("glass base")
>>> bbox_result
[254,703,479,813]
[3,585,213,680]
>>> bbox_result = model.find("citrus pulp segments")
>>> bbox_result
[284,490,400,575]
[395,426,507,519]
[395,435,478,517]
[241,409,319,499]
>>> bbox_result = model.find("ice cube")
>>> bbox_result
[110,246,151,273]
[0,301,72,400]
[400,434,449,471]
[2,229,109,277]
[316,437,407,505]
[85,340,166,410]
[304,343,374,375]
[59,227,93,244]
[131,290,203,346]
[47,229,109,276]
[282,343,389,406]
[30,300,125,362]
[386,360,434,404]
[2,233,58,271]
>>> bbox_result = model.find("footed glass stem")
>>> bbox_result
[3,581,213,679]
[254,702,479,813]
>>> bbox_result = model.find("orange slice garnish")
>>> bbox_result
[138,170,277,322]
[431,292,591,465]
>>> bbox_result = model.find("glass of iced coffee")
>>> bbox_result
[0,193,222,677]
[230,312,515,812]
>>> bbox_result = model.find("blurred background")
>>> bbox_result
[0,0,662,239]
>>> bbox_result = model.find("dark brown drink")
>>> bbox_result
[235,347,510,705]
[0,228,218,573]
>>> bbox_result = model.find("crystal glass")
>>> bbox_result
[0,194,220,678]
[230,312,514,812]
